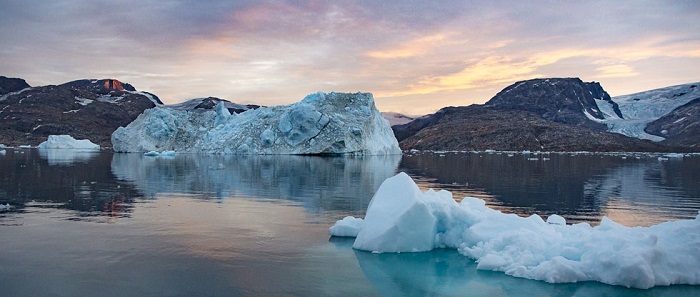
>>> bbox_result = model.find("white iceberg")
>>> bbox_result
[328,216,365,237]
[37,135,100,149]
[112,92,401,155]
[331,172,700,289]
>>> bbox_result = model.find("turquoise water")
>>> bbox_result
[0,149,698,296]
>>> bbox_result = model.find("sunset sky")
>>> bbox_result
[1,1,699,115]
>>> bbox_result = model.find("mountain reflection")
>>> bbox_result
[110,153,402,215]
[0,149,139,220]
[398,152,700,225]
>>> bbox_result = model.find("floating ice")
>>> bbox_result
[144,151,160,156]
[37,135,100,150]
[144,150,177,158]
[329,216,365,237]
[112,92,401,155]
[331,172,700,289]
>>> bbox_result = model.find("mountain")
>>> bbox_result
[167,97,260,114]
[485,78,620,130]
[381,112,417,126]
[645,92,700,148]
[0,76,31,95]
[0,78,159,147]
[396,106,668,152]
[394,78,689,152]
[112,92,401,155]
[597,82,700,146]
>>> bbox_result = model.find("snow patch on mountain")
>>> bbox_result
[112,92,401,155]
[381,112,418,126]
[595,82,700,141]
[167,97,249,112]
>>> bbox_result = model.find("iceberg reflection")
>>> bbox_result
[38,148,100,165]
[111,153,401,213]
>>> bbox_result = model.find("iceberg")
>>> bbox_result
[112,92,401,155]
[37,135,100,149]
[331,172,700,289]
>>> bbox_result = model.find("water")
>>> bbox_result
[1,149,699,296]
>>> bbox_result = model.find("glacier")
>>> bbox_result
[331,172,700,289]
[594,82,700,141]
[112,92,401,155]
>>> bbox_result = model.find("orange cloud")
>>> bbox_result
[366,33,448,59]
[595,65,638,78]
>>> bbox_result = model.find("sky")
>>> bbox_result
[1,1,699,115]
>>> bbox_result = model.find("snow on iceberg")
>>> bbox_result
[112,92,401,155]
[37,135,100,149]
[331,172,700,289]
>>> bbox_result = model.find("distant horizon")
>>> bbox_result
[2,1,698,115]
[10,75,699,116]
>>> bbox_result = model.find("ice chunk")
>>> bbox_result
[329,216,364,237]
[352,172,462,252]
[112,92,401,155]
[332,172,700,289]
[214,101,231,126]
[38,135,100,149]
[546,214,566,225]
[144,150,176,157]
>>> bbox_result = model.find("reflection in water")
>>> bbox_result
[110,153,402,216]
[38,148,100,165]
[399,152,700,226]
[0,149,139,221]
[330,237,699,297]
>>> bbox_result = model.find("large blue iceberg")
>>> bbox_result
[112,92,400,155]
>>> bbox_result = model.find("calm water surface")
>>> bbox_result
[1,149,699,296]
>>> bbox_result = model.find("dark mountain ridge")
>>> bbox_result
[0,78,158,147]
[394,78,694,152]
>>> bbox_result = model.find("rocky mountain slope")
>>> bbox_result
[485,78,620,130]
[0,78,159,147]
[167,97,260,114]
[394,78,692,152]
[396,106,669,152]
[645,95,700,148]
[0,76,31,95]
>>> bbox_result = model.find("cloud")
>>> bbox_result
[595,65,638,78]
[0,0,698,115]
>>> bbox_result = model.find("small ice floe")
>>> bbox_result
[160,150,176,157]
[144,150,177,157]
[0,203,12,211]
